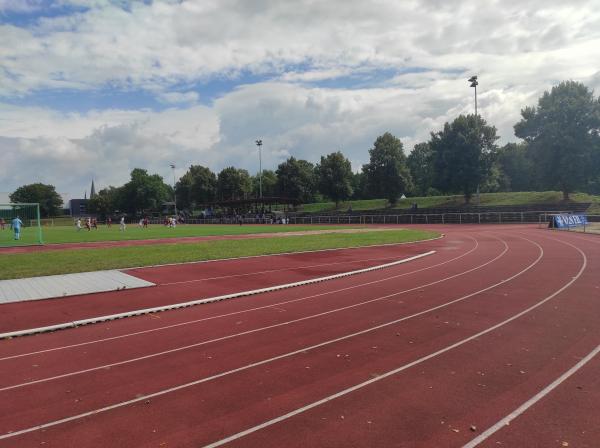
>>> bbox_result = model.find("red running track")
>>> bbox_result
[0,225,599,447]
[0,238,441,333]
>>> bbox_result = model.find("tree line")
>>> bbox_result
[9,80,600,217]
[172,80,600,208]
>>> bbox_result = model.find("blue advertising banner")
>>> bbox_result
[550,214,588,229]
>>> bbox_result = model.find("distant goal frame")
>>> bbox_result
[0,202,44,247]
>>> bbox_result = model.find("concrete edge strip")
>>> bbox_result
[0,251,436,339]
[0,270,156,305]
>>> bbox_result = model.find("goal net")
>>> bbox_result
[0,203,44,247]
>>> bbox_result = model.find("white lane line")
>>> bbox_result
[0,233,568,443]
[123,234,445,271]
[463,344,600,448]
[0,235,473,361]
[199,236,586,448]
[0,252,435,339]
[0,236,517,391]
[160,255,404,286]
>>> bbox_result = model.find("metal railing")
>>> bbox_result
[177,211,596,226]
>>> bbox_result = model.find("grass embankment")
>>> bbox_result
[0,229,439,280]
[0,224,359,247]
[301,191,600,214]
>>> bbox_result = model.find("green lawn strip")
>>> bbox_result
[301,191,600,213]
[2,224,361,247]
[0,229,439,280]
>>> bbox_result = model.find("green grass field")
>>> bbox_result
[0,229,439,279]
[0,224,361,247]
[301,191,600,213]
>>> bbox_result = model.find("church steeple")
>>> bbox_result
[90,179,96,199]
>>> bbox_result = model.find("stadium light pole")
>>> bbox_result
[468,75,478,116]
[468,75,480,206]
[170,163,178,217]
[255,139,263,198]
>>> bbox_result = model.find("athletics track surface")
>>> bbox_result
[0,224,598,447]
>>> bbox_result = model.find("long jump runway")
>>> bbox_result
[0,225,598,447]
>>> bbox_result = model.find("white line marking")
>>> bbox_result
[199,236,586,448]
[0,236,465,359]
[0,233,542,439]
[463,344,600,448]
[0,236,517,391]
[0,252,434,339]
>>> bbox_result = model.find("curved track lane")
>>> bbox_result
[0,226,598,447]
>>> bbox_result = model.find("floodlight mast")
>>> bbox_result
[468,75,480,206]
[255,140,263,199]
[468,75,478,117]
[170,163,178,217]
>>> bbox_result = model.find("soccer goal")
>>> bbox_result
[0,203,44,247]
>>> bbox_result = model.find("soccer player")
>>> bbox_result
[107,217,112,228]
[11,216,23,240]
[76,218,82,231]
[120,216,126,231]
[0,217,5,230]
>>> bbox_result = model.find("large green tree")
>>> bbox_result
[275,157,318,203]
[176,165,217,208]
[9,183,63,217]
[118,168,171,214]
[363,132,412,205]
[407,142,435,196]
[514,81,600,200]
[217,167,252,200]
[316,151,353,208]
[252,169,278,198]
[430,115,498,203]
[495,143,535,192]
[87,186,120,218]
[350,171,368,200]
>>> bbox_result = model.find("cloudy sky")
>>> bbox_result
[1,0,600,201]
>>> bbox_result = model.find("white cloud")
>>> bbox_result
[2,0,599,96]
[1,0,600,197]
[0,103,220,196]
[156,91,199,105]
